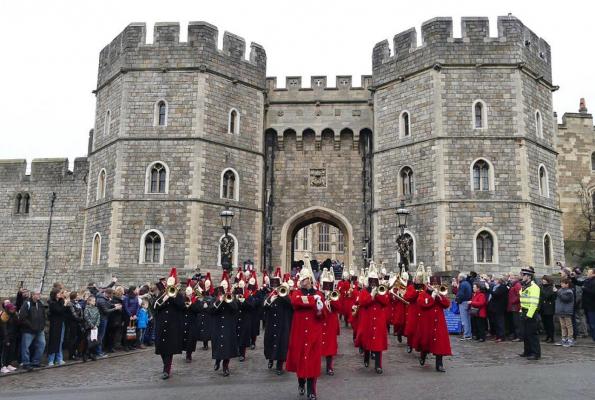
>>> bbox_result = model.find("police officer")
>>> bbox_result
[519,266,541,360]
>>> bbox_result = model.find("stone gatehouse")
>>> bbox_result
[0,16,566,295]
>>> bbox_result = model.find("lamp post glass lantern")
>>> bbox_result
[220,206,235,272]
[395,199,411,272]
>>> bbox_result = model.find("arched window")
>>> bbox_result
[400,166,414,197]
[145,162,169,194]
[97,169,106,200]
[23,193,30,213]
[337,229,345,253]
[91,233,101,265]
[591,151,595,171]
[303,226,309,251]
[592,191,595,211]
[472,159,490,191]
[220,168,239,201]
[15,193,22,214]
[543,233,552,267]
[475,229,495,263]
[140,229,164,264]
[538,164,549,198]
[155,100,168,127]
[104,110,111,136]
[228,108,240,134]
[397,231,416,266]
[472,100,487,129]
[400,111,410,137]
[535,110,543,138]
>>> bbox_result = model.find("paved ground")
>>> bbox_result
[1,325,594,400]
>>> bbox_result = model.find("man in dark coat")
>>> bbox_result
[210,282,239,377]
[235,278,256,362]
[190,281,212,351]
[182,285,198,362]
[18,290,46,370]
[263,281,293,375]
[154,269,185,380]
[488,276,509,342]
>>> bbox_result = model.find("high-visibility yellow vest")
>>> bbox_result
[520,281,540,318]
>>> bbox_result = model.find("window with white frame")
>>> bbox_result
[97,169,106,200]
[146,162,169,194]
[475,229,495,263]
[535,110,543,138]
[538,164,549,197]
[473,100,487,129]
[543,233,552,267]
[155,100,168,127]
[91,233,101,265]
[220,168,239,201]
[140,229,164,264]
[318,223,330,252]
[400,166,414,197]
[400,111,411,137]
[228,108,240,134]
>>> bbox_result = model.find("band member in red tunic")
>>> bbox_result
[389,268,409,342]
[286,258,325,400]
[415,276,451,372]
[336,270,351,327]
[320,268,340,376]
[403,263,426,353]
[355,262,390,374]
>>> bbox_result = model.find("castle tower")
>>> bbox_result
[82,22,266,282]
[372,16,563,275]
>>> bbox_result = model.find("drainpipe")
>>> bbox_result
[40,192,56,293]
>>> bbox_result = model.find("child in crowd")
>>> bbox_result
[555,278,575,347]
[83,296,101,361]
[137,300,150,349]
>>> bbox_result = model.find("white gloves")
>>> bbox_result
[316,299,324,311]
[314,294,321,301]
[431,290,438,299]
[203,303,208,309]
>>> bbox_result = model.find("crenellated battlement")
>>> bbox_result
[266,75,373,91]
[0,158,88,183]
[372,16,552,87]
[97,21,267,89]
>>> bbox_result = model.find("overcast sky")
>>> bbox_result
[0,0,592,169]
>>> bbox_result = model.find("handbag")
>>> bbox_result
[469,307,480,317]
[126,320,137,341]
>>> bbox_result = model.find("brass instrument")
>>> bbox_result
[329,290,340,302]
[224,292,234,303]
[166,284,179,298]
[194,287,204,300]
[351,304,359,317]
[277,284,289,297]
[377,284,388,296]
[438,285,448,296]
[389,286,410,305]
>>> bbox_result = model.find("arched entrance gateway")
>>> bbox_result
[280,207,354,272]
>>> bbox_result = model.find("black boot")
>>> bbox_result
[214,360,221,371]
[276,360,284,375]
[397,334,403,343]
[419,352,427,366]
[364,351,370,368]
[435,355,446,372]
[222,360,230,376]
[268,360,274,369]
[298,378,306,396]
[374,352,382,374]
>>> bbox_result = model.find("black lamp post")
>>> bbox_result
[220,204,235,272]
[361,246,367,270]
[395,198,411,272]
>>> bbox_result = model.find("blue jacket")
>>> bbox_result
[123,295,140,317]
[455,280,472,304]
[555,288,574,316]
[136,308,149,329]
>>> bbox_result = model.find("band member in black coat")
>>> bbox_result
[154,268,185,380]
[263,279,293,375]
[182,284,198,363]
[210,274,239,377]
[247,271,263,348]
[190,280,212,351]
[235,279,256,362]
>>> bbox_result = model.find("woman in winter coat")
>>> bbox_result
[47,288,68,366]
[0,303,18,373]
[83,296,101,361]
[66,292,85,360]
[469,283,488,342]
[122,286,140,350]
[487,276,509,342]
[539,275,557,343]
[107,286,125,352]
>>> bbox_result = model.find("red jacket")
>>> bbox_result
[320,298,340,356]
[415,290,452,356]
[403,284,420,347]
[286,289,325,378]
[354,288,389,352]
[507,280,521,312]
[470,291,488,318]
[389,292,407,334]
[348,287,361,333]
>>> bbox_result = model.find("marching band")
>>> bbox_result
[152,257,452,399]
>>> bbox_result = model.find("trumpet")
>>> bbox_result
[224,292,234,303]
[194,287,204,300]
[329,290,340,302]
[438,285,448,296]
[277,284,289,297]
[166,284,179,298]
[377,284,388,296]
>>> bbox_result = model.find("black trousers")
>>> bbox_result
[471,317,487,340]
[298,378,317,397]
[491,313,506,339]
[541,314,555,340]
[160,354,173,373]
[521,314,541,357]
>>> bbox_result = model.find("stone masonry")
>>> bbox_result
[0,16,569,296]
